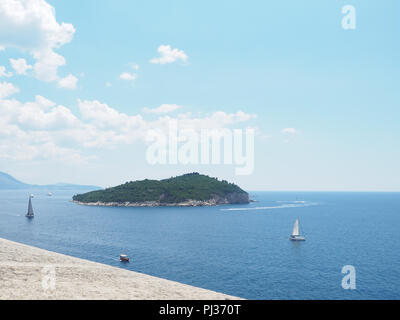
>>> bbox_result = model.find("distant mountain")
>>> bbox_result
[0,171,100,191]
[0,172,29,189]
[73,172,249,207]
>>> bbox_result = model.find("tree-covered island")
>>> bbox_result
[72,173,249,207]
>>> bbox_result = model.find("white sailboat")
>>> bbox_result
[25,195,34,218]
[289,218,305,241]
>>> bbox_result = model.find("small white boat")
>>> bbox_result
[48,192,53,196]
[289,218,305,241]
[120,254,130,262]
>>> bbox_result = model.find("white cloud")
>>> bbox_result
[0,94,86,163]
[129,63,139,70]
[58,74,78,89]
[0,140,85,163]
[34,95,56,109]
[1,90,256,161]
[0,0,77,85]
[33,49,66,82]
[0,46,4,51]
[0,66,12,77]
[172,111,256,131]
[119,72,137,81]
[78,99,146,130]
[281,128,297,134]
[76,101,256,147]
[150,45,188,65]
[9,58,33,75]
[105,82,112,87]
[0,81,19,98]
[1,95,78,130]
[143,104,183,114]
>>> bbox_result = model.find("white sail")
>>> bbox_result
[292,219,300,236]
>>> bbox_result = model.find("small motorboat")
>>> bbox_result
[120,254,130,262]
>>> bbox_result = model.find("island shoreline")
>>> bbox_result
[72,199,250,207]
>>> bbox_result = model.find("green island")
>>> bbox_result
[72,173,250,207]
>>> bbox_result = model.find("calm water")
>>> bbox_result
[0,190,399,299]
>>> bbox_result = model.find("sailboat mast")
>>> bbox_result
[292,218,300,236]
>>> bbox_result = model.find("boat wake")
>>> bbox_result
[221,200,318,212]
[0,212,21,217]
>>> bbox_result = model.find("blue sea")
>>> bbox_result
[0,190,399,299]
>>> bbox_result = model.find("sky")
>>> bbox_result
[0,0,399,191]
